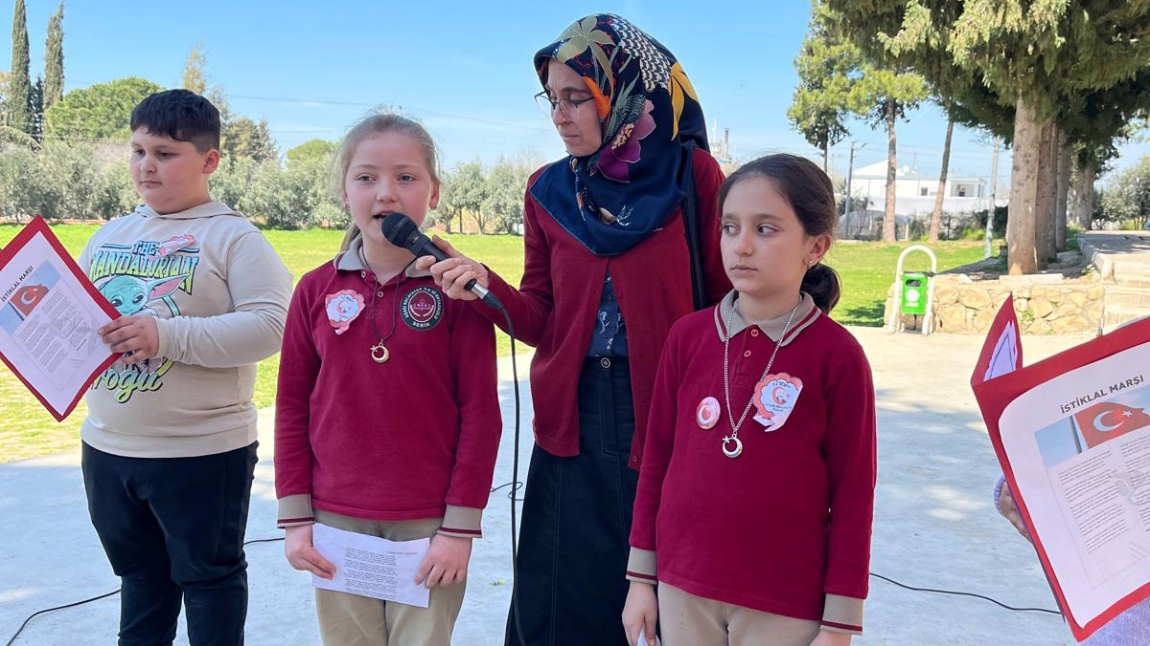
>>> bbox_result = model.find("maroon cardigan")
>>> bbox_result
[480,146,730,469]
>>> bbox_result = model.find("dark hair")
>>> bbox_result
[130,89,221,153]
[718,153,842,314]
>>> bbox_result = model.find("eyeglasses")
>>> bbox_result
[534,91,595,117]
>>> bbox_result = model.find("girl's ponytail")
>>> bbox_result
[802,263,841,314]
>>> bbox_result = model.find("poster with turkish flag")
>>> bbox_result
[973,302,1150,642]
[0,216,119,420]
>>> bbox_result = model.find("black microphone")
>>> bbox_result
[380,213,504,311]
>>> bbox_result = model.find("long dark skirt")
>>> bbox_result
[505,357,640,646]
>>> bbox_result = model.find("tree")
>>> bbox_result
[435,170,462,233]
[826,0,1150,273]
[210,155,339,229]
[243,161,310,229]
[1100,157,1150,227]
[43,2,64,109]
[787,4,856,171]
[0,71,34,147]
[27,76,42,143]
[484,158,531,234]
[0,146,37,220]
[94,160,139,220]
[44,77,164,143]
[847,65,928,242]
[286,138,337,167]
[210,156,259,213]
[1033,123,1059,264]
[222,116,278,163]
[1058,73,1150,232]
[0,143,131,221]
[440,161,487,233]
[177,49,281,165]
[1055,138,1071,248]
[182,43,207,95]
[928,115,953,241]
[8,0,30,135]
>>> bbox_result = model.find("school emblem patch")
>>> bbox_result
[401,287,443,330]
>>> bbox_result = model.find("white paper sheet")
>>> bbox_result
[999,341,1150,622]
[311,523,431,608]
[0,219,116,419]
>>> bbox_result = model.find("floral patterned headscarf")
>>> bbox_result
[530,14,709,256]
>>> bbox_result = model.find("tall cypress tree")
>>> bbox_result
[8,0,31,134]
[43,2,64,109]
[182,43,207,94]
[27,75,42,142]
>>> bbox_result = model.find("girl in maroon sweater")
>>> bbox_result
[275,113,502,645]
[623,155,877,646]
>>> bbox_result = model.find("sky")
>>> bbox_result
[5,0,1149,186]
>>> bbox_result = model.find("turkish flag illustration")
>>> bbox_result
[1074,401,1150,449]
[10,284,49,318]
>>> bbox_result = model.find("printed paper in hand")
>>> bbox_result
[0,216,118,420]
[972,301,1150,642]
[311,523,431,608]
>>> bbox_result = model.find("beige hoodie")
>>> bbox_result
[78,201,293,458]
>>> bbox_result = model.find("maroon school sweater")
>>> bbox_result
[628,293,876,634]
[275,244,502,537]
[479,146,731,468]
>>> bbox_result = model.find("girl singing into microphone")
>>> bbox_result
[274,111,502,646]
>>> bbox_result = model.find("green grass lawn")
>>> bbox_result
[0,221,984,463]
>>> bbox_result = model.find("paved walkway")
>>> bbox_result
[1079,230,1150,332]
[1079,230,1150,283]
[1,328,1104,645]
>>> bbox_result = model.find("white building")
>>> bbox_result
[850,161,1001,216]
[838,161,1008,240]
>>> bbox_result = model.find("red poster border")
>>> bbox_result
[0,216,119,421]
[973,316,1150,642]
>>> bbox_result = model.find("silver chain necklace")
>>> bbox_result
[721,298,800,459]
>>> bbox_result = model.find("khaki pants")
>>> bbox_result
[313,510,466,646]
[658,582,820,646]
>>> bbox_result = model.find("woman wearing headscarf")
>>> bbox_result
[419,14,730,645]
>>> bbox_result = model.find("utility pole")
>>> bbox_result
[985,140,1000,259]
[844,141,856,220]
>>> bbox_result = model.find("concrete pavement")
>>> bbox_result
[2,327,1101,645]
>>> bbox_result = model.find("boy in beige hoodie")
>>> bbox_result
[77,88,292,645]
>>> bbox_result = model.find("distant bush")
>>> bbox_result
[0,143,135,221]
[955,206,1008,240]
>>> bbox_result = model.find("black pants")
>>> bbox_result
[506,357,639,646]
[82,441,258,646]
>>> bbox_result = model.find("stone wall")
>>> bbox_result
[885,274,1106,334]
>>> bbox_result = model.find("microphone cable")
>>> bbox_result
[0,301,1059,645]
[4,536,287,646]
[2,560,1062,646]
[497,310,529,646]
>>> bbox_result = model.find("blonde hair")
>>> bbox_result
[334,111,441,252]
